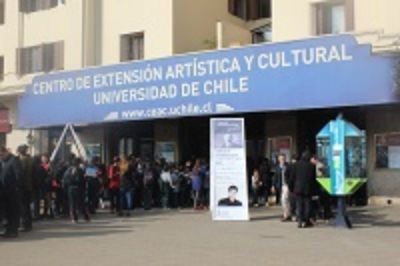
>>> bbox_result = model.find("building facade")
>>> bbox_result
[271,0,400,204]
[1,0,400,203]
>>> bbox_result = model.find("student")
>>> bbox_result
[293,151,316,228]
[274,154,291,221]
[287,155,298,221]
[85,157,101,214]
[119,155,134,217]
[63,158,90,223]
[17,145,33,232]
[170,164,180,208]
[191,159,203,210]
[0,146,22,238]
[108,157,120,213]
[251,169,263,207]
[143,163,154,210]
[160,165,173,209]
[259,159,271,206]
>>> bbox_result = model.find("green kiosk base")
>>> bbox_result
[317,178,367,229]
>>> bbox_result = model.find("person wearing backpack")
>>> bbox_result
[64,158,90,223]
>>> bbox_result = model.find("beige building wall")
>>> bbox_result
[101,0,174,64]
[0,1,85,153]
[272,0,400,44]
[173,0,251,53]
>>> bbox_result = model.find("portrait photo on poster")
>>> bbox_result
[217,185,243,207]
[213,120,244,149]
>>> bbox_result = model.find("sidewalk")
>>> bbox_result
[0,206,399,266]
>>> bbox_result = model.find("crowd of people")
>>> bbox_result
[250,151,333,228]
[0,142,334,238]
[0,145,212,238]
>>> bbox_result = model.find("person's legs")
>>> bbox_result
[21,190,33,230]
[304,196,312,226]
[78,189,90,221]
[281,185,291,219]
[119,188,125,216]
[68,188,78,222]
[296,195,304,227]
[32,189,40,220]
[4,188,20,236]
[161,183,169,209]
[275,188,281,205]
[289,192,297,220]
[125,190,133,216]
[193,190,199,209]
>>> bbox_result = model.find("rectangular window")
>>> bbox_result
[375,133,400,169]
[0,56,4,81]
[19,0,65,13]
[230,0,270,20]
[120,32,144,62]
[314,0,354,35]
[0,0,5,25]
[17,41,64,75]
[228,0,247,19]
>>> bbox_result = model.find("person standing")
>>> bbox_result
[143,163,154,210]
[191,159,203,210]
[287,155,298,221]
[119,156,134,217]
[251,169,263,207]
[108,157,120,213]
[293,151,316,228]
[0,146,22,238]
[63,158,90,223]
[40,155,53,219]
[85,157,101,214]
[274,154,291,221]
[259,159,271,207]
[17,145,33,232]
[160,165,173,209]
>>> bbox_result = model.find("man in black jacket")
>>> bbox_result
[293,151,316,228]
[17,145,33,232]
[0,146,22,238]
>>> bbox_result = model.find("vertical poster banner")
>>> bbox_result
[210,118,249,221]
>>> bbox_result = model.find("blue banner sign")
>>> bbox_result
[18,35,398,128]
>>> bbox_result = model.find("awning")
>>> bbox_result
[18,34,399,129]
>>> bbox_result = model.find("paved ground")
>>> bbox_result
[0,206,399,266]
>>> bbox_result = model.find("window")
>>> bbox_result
[120,32,144,62]
[375,133,400,169]
[228,0,246,19]
[17,41,64,75]
[252,25,272,43]
[19,0,65,13]
[229,0,270,20]
[257,0,271,18]
[314,0,354,35]
[248,0,271,20]
[0,56,4,81]
[0,0,5,25]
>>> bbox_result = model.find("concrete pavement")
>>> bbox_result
[0,206,399,266]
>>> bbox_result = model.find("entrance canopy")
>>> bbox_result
[18,35,399,128]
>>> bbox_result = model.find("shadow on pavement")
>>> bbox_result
[349,207,400,229]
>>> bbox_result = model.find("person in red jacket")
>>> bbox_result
[108,157,120,213]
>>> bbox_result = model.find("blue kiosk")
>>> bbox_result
[316,115,367,228]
